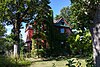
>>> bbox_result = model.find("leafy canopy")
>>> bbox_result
[70,0,99,30]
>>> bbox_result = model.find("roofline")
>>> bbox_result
[54,18,72,28]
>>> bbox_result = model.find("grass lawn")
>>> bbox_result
[30,58,86,67]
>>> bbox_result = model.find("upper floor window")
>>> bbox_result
[60,28,64,33]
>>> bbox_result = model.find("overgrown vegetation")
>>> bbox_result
[0,0,99,66]
[66,58,82,67]
[67,30,92,56]
[0,55,32,67]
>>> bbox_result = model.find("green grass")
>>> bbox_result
[30,58,86,67]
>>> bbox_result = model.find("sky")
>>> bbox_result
[50,0,71,17]
[6,0,71,42]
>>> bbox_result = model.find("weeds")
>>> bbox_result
[66,58,82,67]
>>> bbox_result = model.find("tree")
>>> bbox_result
[31,1,55,56]
[55,6,71,22]
[60,7,71,22]
[55,15,61,20]
[67,30,92,56]
[0,21,6,53]
[70,0,100,66]
[0,23,6,36]
[4,34,15,55]
[0,0,52,57]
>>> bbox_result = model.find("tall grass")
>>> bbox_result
[0,55,32,67]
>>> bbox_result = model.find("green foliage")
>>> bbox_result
[0,55,31,67]
[66,58,82,67]
[67,30,92,56]
[0,23,6,36]
[66,59,76,67]
[55,15,61,20]
[20,46,24,60]
[1,0,53,57]
[31,4,55,57]
[0,23,6,51]
[34,49,45,57]
[55,6,71,22]
[70,0,99,66]
[0,0,52,48]
[0,38,5,45]
[4,34,15,51]
[60,7,71,21]
[70,0,99,30]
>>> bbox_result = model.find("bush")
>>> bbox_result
[67,30,92,56]
[36,49,45,57]
[0,55,32,67]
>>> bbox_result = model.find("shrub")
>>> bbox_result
[0,55,32,67]
[66,58,82,67]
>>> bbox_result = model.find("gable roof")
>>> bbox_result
[54,18,71,28]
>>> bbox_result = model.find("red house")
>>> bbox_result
[24,18,72,55]
[54,18,72,54]
[25,23,34,52]
[54,18,72,37]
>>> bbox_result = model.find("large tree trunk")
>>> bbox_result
[90,5,100,67]
[13,21,20,57]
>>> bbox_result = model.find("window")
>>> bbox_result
[60,28,64,33]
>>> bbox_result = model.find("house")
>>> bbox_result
[24,18,72,56]
[54,18,72,54]
[54,18,72,37]
[25,23,34,52]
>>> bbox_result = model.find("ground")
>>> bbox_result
[27,58,86,67]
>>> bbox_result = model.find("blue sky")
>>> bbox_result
[50,0,71,17]
[6,0,71,41]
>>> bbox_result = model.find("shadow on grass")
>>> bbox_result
[0,55,32,67]
[36,55,87,62]
[33,56,70,63]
